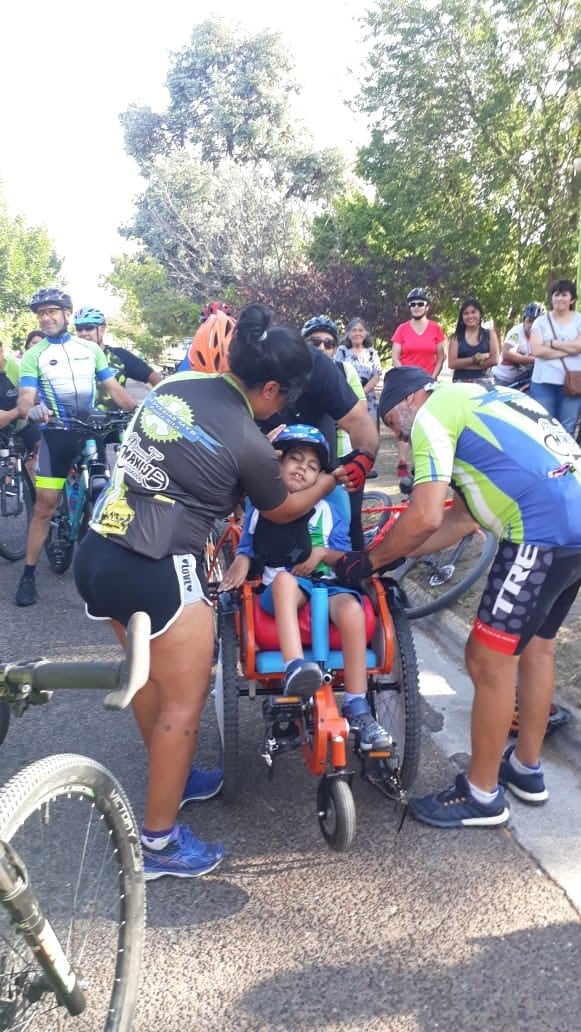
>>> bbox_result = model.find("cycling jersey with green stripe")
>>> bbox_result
[411,382,581,546]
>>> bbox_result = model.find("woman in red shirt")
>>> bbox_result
[390,288,446,477]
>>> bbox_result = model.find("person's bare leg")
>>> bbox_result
[271,571,306,663]
[465,632,518,791]
[329,594,367,694]
[111,602,214,831]
[24,486,60,564]
[515,635,555,766]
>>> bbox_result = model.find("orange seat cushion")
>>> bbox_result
[252,592,377,651]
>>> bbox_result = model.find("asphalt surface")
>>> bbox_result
[1,385,580,1031]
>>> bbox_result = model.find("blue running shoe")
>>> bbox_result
[409,773,510,828]
[284,660,322,700]
[342,697,393,751]
[499,745,548,805]
[142,826,224,881]
[180,766,223,809]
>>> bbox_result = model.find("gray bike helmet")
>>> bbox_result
[523,302,543,319]
[30,287,73,313]
[406,288,431,304]
[301,316,339,344]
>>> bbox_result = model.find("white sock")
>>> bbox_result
[510,751,541,774]
[467,778,499,805]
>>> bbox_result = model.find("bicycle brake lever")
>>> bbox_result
[104,612,151,710]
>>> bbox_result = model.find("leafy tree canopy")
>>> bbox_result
[0,184,62,346]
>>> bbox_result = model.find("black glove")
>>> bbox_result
[335,551,374,581]
[341,449,375,492]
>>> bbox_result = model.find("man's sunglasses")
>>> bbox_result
[75,324,99,333]
[309,337,335,350]
[409,301,427,308]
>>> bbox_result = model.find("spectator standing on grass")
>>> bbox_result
[448,299,499,384]
[336,318,382,423]
[529,279,581,435]
[390,288,446,477]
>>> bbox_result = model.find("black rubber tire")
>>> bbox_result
[218,607,241,805]
[361,490,393,546]
[44,488,75,574]
[317,777,356,853]
[0,466,34,562]
[394,530,497,620]
[369,594,421,790]
[0,753,145,1031]
[0,701,10,748]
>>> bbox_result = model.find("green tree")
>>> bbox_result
[341,0,581,326]
[119,18,347,302]
[0,185,62,346]
[103,254,200,361]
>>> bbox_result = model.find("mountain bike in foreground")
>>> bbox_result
[362,489,497,620]
[44,412,132,575]
[0,428,35,563]
[0,611,150,1030]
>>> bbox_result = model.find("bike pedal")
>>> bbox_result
[368,750,392,759]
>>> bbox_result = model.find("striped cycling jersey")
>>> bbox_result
[411,382,581,547]
[19,334,112,422]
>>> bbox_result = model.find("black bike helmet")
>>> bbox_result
[301,316,339,344]
[274,424,332,472]
[523,302,544,319]
[406,288,431,304]
[29,287,73,313]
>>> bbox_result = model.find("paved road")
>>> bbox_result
[1,384,579,1031]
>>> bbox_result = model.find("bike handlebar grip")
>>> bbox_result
[104,611,151,711]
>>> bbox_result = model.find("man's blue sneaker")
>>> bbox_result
[409,773,510,828]
[142,825,224,881]
[342,697,393,751]
[180,765,223,808]
[284,660,322,700]
[499,745,548,805]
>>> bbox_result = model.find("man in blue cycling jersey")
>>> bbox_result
[15,287,137,607]
[336,366,581,829]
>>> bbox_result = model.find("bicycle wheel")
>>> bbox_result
[369,596,421,790]
[395,530,497,620]
[0,466,34,562]
[361,491,393,546]
[217,606,241,804]
[44,489,75,574]
[0,702,10,748]
[317,777,356,853]
[0,753,145,1031]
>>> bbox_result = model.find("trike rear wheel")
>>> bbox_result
[317,776,356,853]
[369,594,421,790]
[217,606,240,804]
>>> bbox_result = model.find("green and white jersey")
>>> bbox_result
[411,382,581,546]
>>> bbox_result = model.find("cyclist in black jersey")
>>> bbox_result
[74,303,343,881]
[14,287,138,607]
[74,307,162,410]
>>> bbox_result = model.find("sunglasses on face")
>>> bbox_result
[37,307,63,318]
[309,337,335,350]
[75,324,98,333]
[409,301,427,308]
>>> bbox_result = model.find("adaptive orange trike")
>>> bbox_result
[214,572,421,853]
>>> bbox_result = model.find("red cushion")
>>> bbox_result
[253,593,376,651]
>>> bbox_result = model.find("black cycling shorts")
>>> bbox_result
[472,540,581,655]
[36,429,106,491]
[74,530,211,638]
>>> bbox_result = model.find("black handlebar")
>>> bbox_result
[47,411,133,434]
[0,612,151,711]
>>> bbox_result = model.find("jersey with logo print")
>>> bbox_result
[19,335,112,422]
[90,373,288,559]
[411,381,581,547]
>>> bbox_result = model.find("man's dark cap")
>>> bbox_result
[379,366,435,420]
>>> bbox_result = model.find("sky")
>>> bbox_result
[0,0,369,313]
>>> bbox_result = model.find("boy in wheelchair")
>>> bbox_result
[220,424,392,750]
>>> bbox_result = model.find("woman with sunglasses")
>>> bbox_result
[389,288,446,477]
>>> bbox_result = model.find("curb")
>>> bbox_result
[412,599,581,751]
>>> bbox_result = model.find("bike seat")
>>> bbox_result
[252,593,377,651]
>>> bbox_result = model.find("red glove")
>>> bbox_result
[335,551,374,581]
[342,449,375,491]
